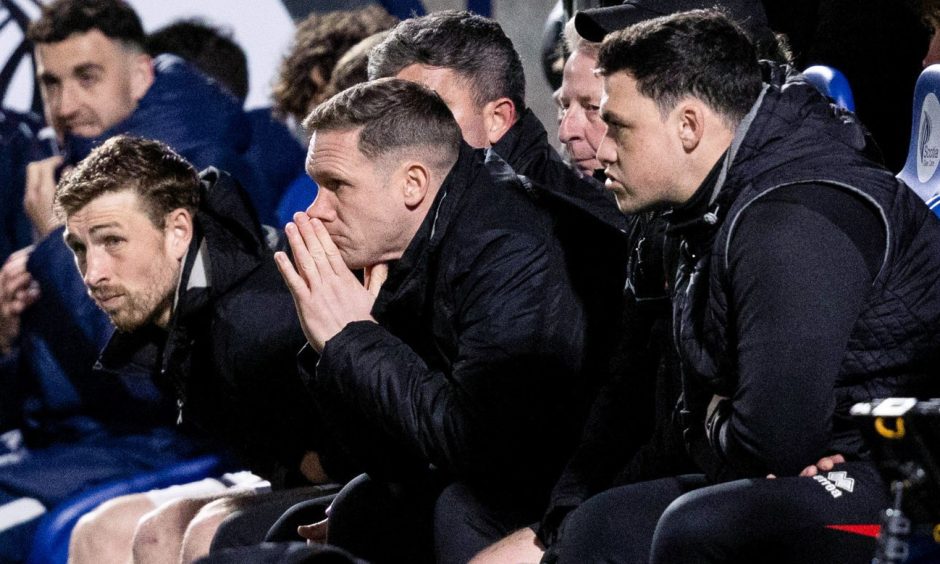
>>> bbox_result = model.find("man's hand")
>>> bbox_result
[767,454,845,479]
[798,454,845,477]
[275,213,382,352]
[469,527,545,563]
[0,246,39,354]
[297,518,328,544]
[24,156,65,237]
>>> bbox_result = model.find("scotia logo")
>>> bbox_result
[813,471,855,498]
[917,93,940,183]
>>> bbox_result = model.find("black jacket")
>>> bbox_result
[492,110,690,545]
[305,144,600,501]
[672,65,940,481]
[97,170,319,486]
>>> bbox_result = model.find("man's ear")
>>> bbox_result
[129,52,155,103]
[401,161,432,209]
[676,99,707,153]
[164,208,193,260]
[483,97,517,145]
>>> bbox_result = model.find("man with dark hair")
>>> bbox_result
[28,0,151,142]
[474,4,780,561]
[26,0,266,221]
[506,9,940,563]
[368,11,633,562]
[369,10,526,149]
[271,77,601,563]
[54,135,323,564]
[146,18,248,102]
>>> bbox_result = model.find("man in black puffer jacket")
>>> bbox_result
[274,78,607,564]
[538,9,940,564]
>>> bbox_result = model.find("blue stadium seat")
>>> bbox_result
[897,64,940,216]
[25,454,226,564]
[803,65,856,112]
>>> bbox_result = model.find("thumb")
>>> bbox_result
[297,518,328,543]
[365,263,389,296]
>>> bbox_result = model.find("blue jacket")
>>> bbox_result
[245,107,308,215]
[0,109,41,265]
[66,54,270,222]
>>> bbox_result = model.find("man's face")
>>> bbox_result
[35,30,151,138]
[395,64,490,148]
[305,129,411,269]
[557,49,606,176]
[596,71,685,213]
[65,190,182,332]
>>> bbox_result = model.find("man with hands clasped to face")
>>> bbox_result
[274,77,603,563]
[277,213,387,352]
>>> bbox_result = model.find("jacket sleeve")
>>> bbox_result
[309,230,588,486]
[711,185,883,478]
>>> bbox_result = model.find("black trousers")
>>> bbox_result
[433,481,544,563]
[210,485,341,551]
[544,462,889,564]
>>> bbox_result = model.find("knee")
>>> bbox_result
[434,482,476,529]
[652,490,720,562]
[132,497,208,561]
[179,497,235,563]
[69,494,153,564]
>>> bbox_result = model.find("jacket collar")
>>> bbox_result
[372,143,482,320]
[490,108,545,173]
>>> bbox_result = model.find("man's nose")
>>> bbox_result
[596,133,616,167]
[306,192,337,222]
[558,108,583,144]
[82,248,109,287]
[57,82,81,119]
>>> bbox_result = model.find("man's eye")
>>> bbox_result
[104,236,125,249]
[77,72,100,87]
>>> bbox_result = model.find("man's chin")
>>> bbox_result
[612,192,641,214]
[107,311,147,333]
[109,318,138,333]
[66,124,105,139]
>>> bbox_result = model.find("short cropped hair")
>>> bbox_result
[27,0,146,51]
[303,77,462,172]
[55,135,200,227]
[597,9,762,128]
[147,19,249,102]
[368,10,527,112]
[273,6,398,122]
